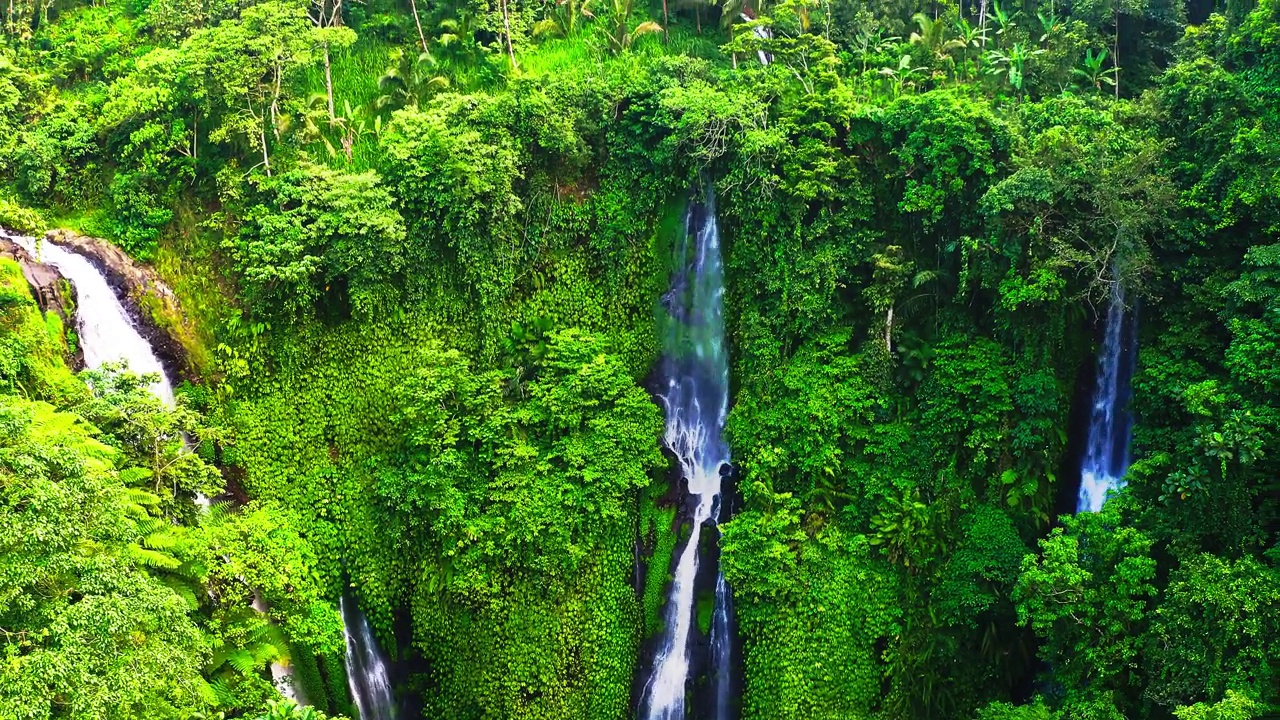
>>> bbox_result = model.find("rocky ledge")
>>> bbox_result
[0,232,84,369]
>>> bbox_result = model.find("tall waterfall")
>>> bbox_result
[9,233,173,403]
[9,231,305,701]
[1076,284,1138,513]
[640,188,735,720]
[341,596,397,720]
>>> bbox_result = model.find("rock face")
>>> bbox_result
[42,229,192,383]
[0,232,84,369]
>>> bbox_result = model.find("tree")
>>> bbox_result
[726,0,839,94]
[308,0,356,121]
[532,0,595,39]
[1145,554,1280,710]
[184,1,321,175]
[0,398,211,719]
[599,0,662,55]
[75,363,225,520]
[1015,504,1157,715]
[380,330,663,600]
[375,49,449,112]
[225,163,407,318]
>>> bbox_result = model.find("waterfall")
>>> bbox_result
[9,233,173,403]
[8,231,304,701]
[341,596,398,720]
[1076,283,1138,513]
[640,187,735,720]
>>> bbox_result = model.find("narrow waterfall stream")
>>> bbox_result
[1076,284,1138,513]
[8,231,304,701]
[340,596,398,720]
[9,233,173,402]
[640,188,735,720]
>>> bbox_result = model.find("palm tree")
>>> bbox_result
[533,0,595,39]
[435,12,501,87]
[909,12,965,78]
[375,48,449,111]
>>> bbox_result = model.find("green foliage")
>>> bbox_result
[2,0,1278,716]
[224,163,406,318]
[382,329,662,598]
[1145,554,1280,710]
[1015,503,1158,715]
[1173,691,1268,720]
[0,396,211,719]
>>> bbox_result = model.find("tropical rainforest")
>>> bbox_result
[0,0,1277,713]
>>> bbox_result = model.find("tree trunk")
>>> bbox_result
[885,306,894,353]
[323,43,335,120]
[978,0,988,46]
[270,66,282,141]
[408,0,428,53]
[259,120,271,176]
[500,0,517,69]
[662,0,668,41]
[1114,15,1120,98]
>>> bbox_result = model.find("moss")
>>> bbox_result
[319,651,356,718]
[696,593,715,637]
[641,488,678,640]
[0,259,81,403]
[289,645,330,712]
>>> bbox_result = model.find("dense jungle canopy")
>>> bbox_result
[0,0,1277,715]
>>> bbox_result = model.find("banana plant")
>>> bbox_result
[985,42,1044,92]
[1073,48,1117,91]
[854,28,901,73]
[1036,11,1062,44]
[879,54,928,97]
[989,0,1019,36]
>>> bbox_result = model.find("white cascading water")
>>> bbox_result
[9,232,173,403]
[8,230,304,700]
[340,596,398,720]
[1076,283,1137,513]
[640,188,734,720]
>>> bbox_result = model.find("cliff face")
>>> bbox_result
[0,232,83,369]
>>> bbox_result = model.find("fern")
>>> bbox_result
[126,544,183,570]
[225,648,259,674]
